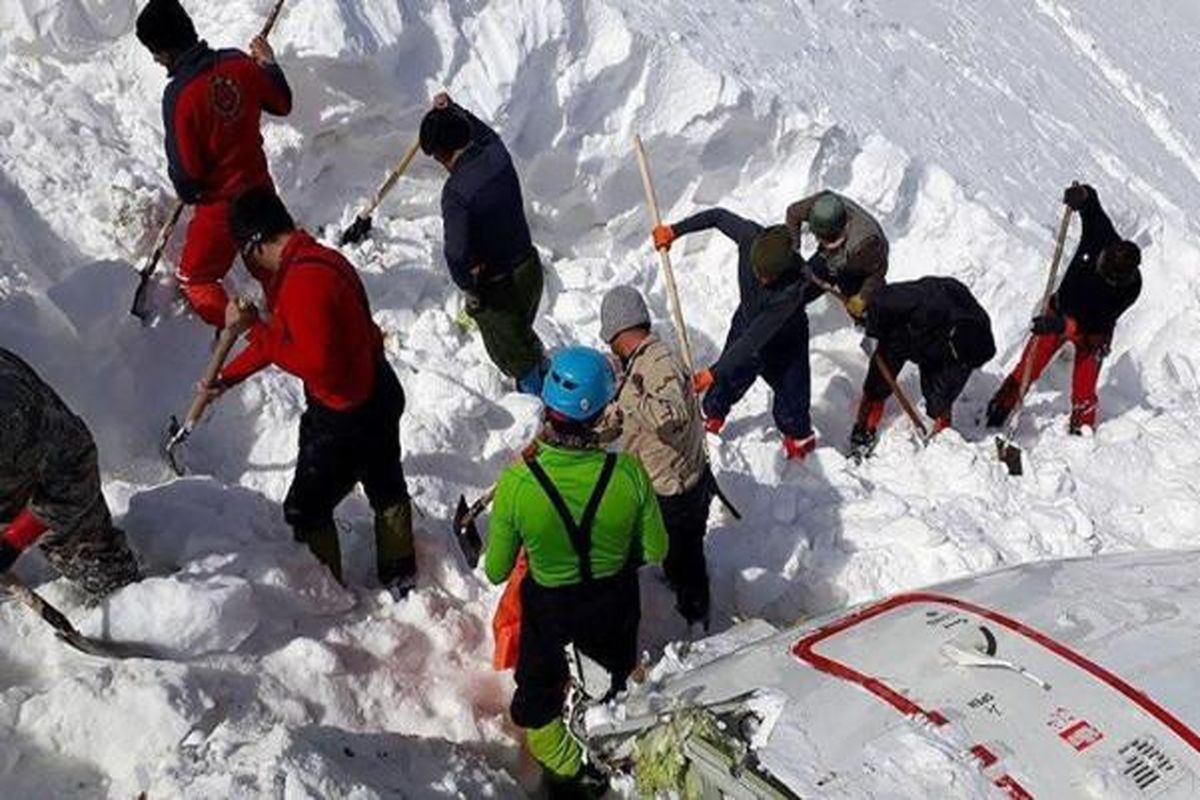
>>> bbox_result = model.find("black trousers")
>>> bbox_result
[283,359,409,530]
[511,568,640,729]
[657,474,714,625]
[863,351,972,420]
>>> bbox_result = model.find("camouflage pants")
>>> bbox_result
[1,415,140,600]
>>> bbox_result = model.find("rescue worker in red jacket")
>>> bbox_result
[135,0,293,328]
[203,188,416,598]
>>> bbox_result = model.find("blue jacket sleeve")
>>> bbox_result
[672,207,762,249]
[442,187,475,290]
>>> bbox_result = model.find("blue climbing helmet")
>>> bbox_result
[541,346,618,422]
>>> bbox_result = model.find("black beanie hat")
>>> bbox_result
[950,319,996,367]
[229,188,295,248]
[1097,240,1142,287]
[750,225,799,282]
[136,0,199,54]
[419,107,472,158]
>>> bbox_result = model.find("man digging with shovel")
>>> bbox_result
[987,184,1143,436]
[200,189,417,598]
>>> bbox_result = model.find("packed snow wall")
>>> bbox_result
[2,0,1200,795]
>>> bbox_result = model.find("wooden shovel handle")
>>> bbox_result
[183,327,240,429]
[361,138,422,219]
[259,0,287,39]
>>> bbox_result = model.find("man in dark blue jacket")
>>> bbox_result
[851,276,996,461]
[420,93,546,395]
[654,211,815,461]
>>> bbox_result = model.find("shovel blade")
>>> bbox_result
[340,214,372,246]
[164,415,187,476]
[130,273,155,323]
[995,435,1023,476]
[452,495,483,568]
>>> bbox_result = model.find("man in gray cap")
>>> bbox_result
[598,286,712,629]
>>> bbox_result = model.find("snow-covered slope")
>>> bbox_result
[2,0,1200,795]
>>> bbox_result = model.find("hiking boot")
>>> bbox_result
[294,522,343,583]
[848,425,878,464]
[376,500,416,598]
[543,762,609,800]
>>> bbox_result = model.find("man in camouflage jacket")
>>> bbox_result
[598,287,713,628]
[0,348,140,599]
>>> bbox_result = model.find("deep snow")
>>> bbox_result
[2,0,1200,796]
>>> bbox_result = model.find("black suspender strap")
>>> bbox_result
[524,452,618,583]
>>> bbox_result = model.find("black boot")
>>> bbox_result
[543,762,609,800]
[849,424,878,464]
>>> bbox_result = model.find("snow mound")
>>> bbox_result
[3,0,1200,795]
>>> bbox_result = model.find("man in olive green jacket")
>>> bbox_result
[786,190,889,317]
[485,346,667,797]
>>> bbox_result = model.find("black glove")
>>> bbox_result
[1062,184,1091,211]
[0,541,20,573]
[1031,313,1066,335]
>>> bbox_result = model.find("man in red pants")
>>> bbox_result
[987,184,1142,433]
[136,0,293,327]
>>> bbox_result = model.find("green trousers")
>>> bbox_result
[473,252,546,380]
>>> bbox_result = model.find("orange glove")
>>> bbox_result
[652,224,676,251]
[693,368,715,394]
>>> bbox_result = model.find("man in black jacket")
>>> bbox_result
[850,277,996,460]
[987,184,1142,433]
[654,211,815,461]
[421,93,546,395]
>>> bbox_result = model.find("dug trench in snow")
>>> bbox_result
[2,0,1200,796]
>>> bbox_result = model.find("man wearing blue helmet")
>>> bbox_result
[484,345,668,797]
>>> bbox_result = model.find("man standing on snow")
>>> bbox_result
[653,211,816,461]
[987,184,1142,434]
[136,0,293,328]
[420,93,547,395]
[485,347,667,797]
[849,277,996,461]
[786,190,889,319]
[205,189,416,597]
[598,286,712,629]
[0,349,141,600]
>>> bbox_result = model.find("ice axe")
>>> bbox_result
[164,326,240,475]
[0,574,165,660]
[809,273,930,444]
[452,487,493,569]
[130,199,185,323]
[996,204,1074,476]
[340,138,422,245]
[632,134,740,519]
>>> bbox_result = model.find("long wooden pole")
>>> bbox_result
[632,135,696,376]
[360,138,421,221]
[259,0,287,38]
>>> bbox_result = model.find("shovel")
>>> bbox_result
[340,138,422,245]
[996,204,1074,476]
[452,487,493,569]
[1,574,165,660]
[165,326,240,475]
[130,199,185,323]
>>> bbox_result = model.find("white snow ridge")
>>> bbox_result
[3,0,1200,797]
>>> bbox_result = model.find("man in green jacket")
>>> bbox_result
[485,346,668,797]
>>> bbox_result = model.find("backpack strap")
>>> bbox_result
[524,452,618,583]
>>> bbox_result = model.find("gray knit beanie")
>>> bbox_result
[600,286,651,343]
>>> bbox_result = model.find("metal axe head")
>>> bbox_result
[452,495,483,568]
[340,214,373,246]
[995,435,1023,476]
[164,415,189,476]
